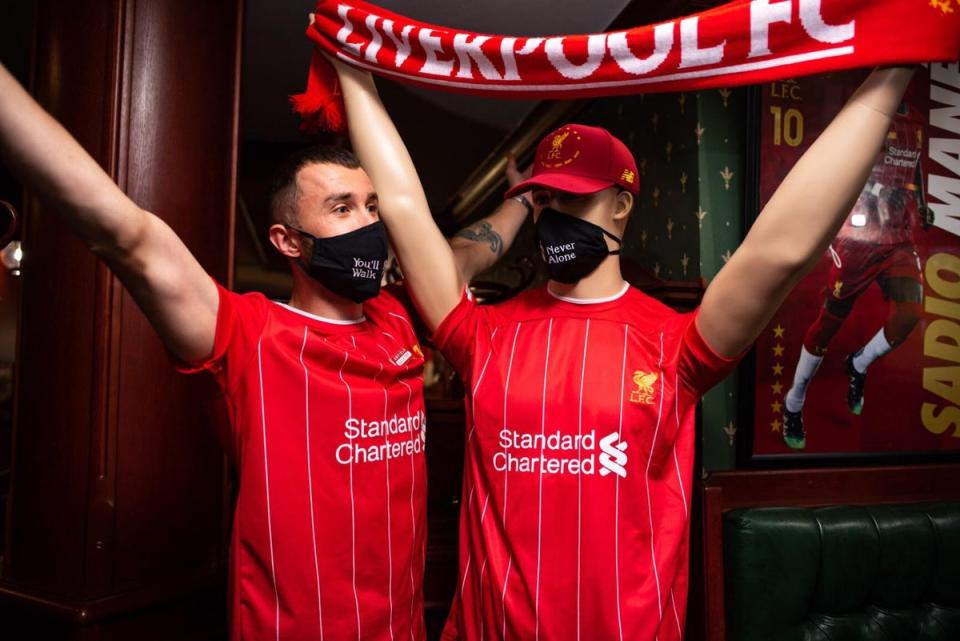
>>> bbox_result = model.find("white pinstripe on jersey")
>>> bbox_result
[576,319,591,641]
[499,323,523,640]
[534,318,554,641]
[256,337,281,641]
[389,328,428,639]
[669,373,686,639]
[478,557,489,641]
[373,336,419,640]
[467,328,499,442]
[378,360,396,641]
[397,375,418,641]
[614,324,629,641]
[387,311,413,328]
[298,327,325,641]
[373,334,423,641]
[644,332,667,638]
[336,342,363,641]
[670,589,682,638]
[672,373,688,516]
[457,326,500,608]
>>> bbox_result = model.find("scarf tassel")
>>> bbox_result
[289,50,346,134]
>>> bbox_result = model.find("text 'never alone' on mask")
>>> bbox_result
[535,208,622,284]
[288,220,388,303]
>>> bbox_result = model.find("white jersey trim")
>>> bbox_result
[546,281,630,305]
[276,301,366,325]
[256,338,281,641]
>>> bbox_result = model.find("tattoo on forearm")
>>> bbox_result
[455,221,503,256]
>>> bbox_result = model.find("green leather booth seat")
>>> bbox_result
[723,502,960,641]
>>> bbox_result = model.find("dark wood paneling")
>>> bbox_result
[110,0,240,595]
[7,0,120,599]
[0,581,226,640]
[3,0,241,624]
[424,399,465,617]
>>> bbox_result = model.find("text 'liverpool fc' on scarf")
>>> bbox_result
[292,0,960,132]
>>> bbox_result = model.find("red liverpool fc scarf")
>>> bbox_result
[293,0,960,132]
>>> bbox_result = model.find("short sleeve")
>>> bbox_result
[381,282,431,346]
[175,281,269,386]
[432,288,490,387]
[677,308,744,395]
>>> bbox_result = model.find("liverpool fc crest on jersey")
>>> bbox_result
[630,370,658,404]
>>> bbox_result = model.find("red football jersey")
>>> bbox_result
[434,284,739,641]
[837,107,924,246]
[182,283,427,641]
[871,112,923,189]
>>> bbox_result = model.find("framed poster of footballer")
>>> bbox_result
[749,64,960,461]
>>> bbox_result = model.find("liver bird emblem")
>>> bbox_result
[630,370,658,405]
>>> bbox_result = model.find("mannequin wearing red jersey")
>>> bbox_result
[332,52,914,641]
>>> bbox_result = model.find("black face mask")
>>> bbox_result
[535,208,621,284]
[289,220,388,303]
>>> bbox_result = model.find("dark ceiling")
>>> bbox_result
[235,0,722,290]
[241,0,639,212]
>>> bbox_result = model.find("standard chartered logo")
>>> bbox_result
[335,410,426,465]
[598,432,628,478]
[493,429,628,478]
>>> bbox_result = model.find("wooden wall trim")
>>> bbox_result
[4,0,242,615]
[704,464,960,508]
[701,485,726,641]
[85,0,127,595]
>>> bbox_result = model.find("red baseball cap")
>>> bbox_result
[505,124,639,198]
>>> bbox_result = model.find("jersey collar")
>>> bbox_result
[275,302,366,325]
[546,281,630,305]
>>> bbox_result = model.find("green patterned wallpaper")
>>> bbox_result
[466,89,749,470]
[579,93,701,280]
[697,88,747,471]
[579,89,747,470]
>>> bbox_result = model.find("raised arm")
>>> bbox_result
[331,56,462,332]
[698,67,915,357]
[0,63,218,363]
[450,156,532,283]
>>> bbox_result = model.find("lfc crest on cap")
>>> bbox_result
[542,126,582,168]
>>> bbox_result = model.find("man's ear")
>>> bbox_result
[269,223,303,259]
[613,190,634,222]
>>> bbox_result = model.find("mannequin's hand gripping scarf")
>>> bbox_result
[292,0,960,132]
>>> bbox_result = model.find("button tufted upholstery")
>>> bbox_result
[722,502,960,641]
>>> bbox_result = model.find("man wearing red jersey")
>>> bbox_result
[334,57,914,641]
[783,92,934,448]
[0,59,530,640]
